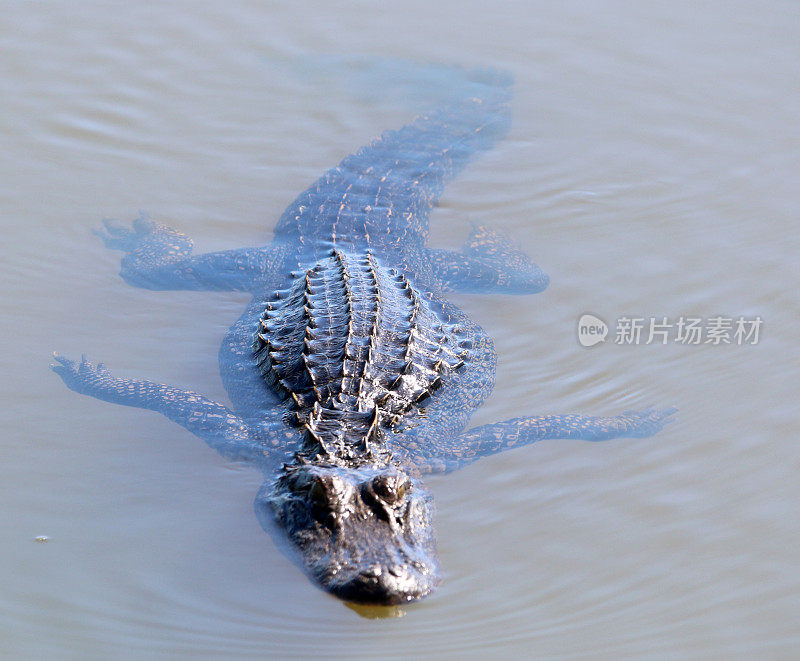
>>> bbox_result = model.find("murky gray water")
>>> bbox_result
[2,1,799,658]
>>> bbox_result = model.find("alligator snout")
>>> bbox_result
[331,562,437,605]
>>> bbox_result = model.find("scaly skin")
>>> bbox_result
[53,68,674,605]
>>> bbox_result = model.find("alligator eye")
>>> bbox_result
[310,478,329,508]
[309,475,348,513]
[371,474,410,504]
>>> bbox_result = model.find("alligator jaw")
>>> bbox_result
[326,557,439,605]
[314,511,441,606]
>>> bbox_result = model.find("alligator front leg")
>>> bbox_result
[95,214,284,292]
[52,354,278,465]
[417,408,676,473]
[427,225,549,294]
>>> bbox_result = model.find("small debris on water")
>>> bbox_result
[34,536,50,543]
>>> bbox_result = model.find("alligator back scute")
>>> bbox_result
[253,250,466,436]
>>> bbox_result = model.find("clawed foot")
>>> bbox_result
[51,353,111,395]
[93,213,192,256]
[93,212,159,251]
[619,407,678,437]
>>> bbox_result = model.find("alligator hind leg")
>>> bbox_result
[415,408,677,473]
[426,225,549,294]
[51,353,284,465]
[95,214,284,292]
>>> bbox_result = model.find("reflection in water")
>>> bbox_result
[345,602,407,620]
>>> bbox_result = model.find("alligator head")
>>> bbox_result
[256,460,439,605]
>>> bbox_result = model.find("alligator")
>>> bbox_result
[52,67,674,605]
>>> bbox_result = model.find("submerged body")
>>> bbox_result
[53,68,673,604]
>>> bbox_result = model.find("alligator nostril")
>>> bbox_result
[360,564,382,580]
[388,564,403,577]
